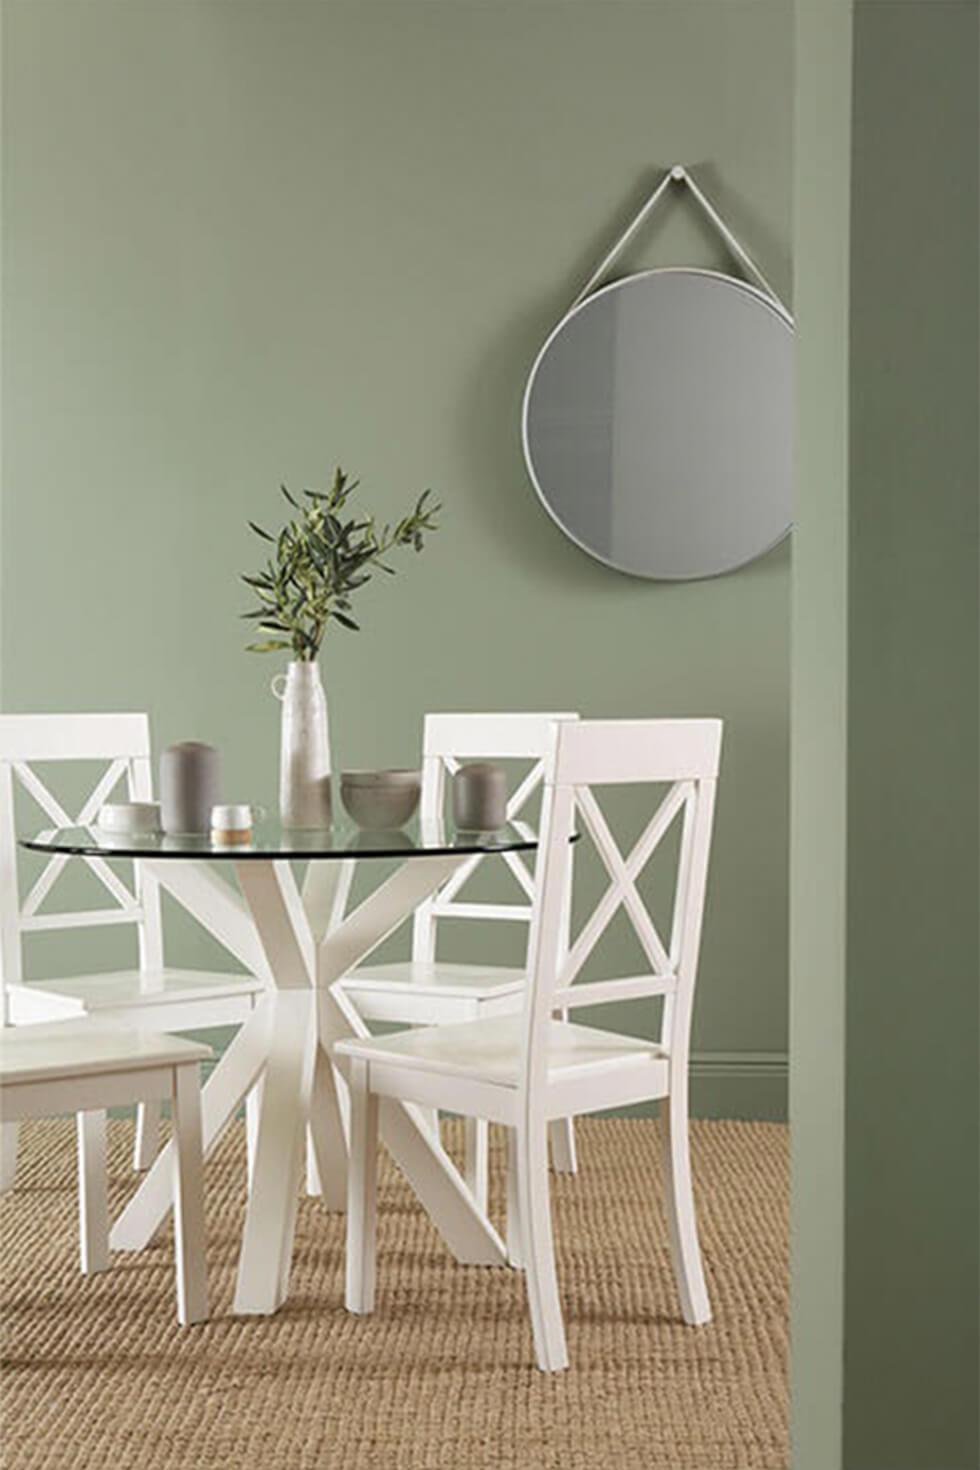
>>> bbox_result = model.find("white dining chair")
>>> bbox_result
[331,712,578,1210]
[0,713,264,1188]
[336,717,721,1371]
[0,1018,210,1323]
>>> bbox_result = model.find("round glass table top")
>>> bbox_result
[21,818,540,862]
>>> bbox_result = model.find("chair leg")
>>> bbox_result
[132,1100,161,1171]
[305,1046,349,1207]
[245,1077,264,1191]
[549,1005,577,1173]
[76,1110,109,1275]
[463,1117,489,1213]
[171,1063,209,1325]
[505,1128,523,1268]
[1,1120,19,1192]
[345,1059,379,1314]
[661,1090,710,1325]
[516,1122,568,1372]
[304,1128,321,1196]
[548,1117,578,1174]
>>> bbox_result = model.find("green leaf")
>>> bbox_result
[241,469,441,661]
[246,639,291,653]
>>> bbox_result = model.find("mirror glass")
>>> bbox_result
[522,268,794,580]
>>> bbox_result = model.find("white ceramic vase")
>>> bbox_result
[272,660,332,829]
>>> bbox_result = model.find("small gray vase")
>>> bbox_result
[452,762,507,831]
[160,742,222,835]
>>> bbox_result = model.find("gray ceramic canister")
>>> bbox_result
[452,762,507,831]
[160,742,222,834]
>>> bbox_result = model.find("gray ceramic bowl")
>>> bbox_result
[340,769,421,830]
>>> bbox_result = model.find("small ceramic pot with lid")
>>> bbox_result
[160,742,222,835]
[452,762,507,831]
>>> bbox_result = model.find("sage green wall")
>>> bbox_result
[844,1,978,1464]
[1,0,792,1116]
[792,2,979,1467]
[789,2,850,1462]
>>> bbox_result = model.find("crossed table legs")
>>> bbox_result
[111,854,506,1314]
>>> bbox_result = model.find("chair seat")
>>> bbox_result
[6,968,263,1024]
[335,1014,667,1090]
[0,1018,211,1086]
[337,960,525,1001]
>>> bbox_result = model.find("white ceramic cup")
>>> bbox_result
[97,802,161,835]
[210,803,265,844]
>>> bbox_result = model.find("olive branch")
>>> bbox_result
[241,467,441,660]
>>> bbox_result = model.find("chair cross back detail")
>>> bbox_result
[526,719,721,1046]
[12,759,138,927]
[552,779,693,1010]
[0,714,164,994]
[427,753,542,920]
[412,712,578,964]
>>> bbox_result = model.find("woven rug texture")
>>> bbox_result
[0,1117,788,1470]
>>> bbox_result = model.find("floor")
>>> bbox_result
[0,1116,788,1470]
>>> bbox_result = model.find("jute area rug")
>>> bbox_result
[1,1117,788,1470]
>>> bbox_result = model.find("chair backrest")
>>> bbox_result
[522,717,722,1095]
[411,712,579,965]
[0,713,164,1019]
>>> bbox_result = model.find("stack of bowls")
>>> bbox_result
[340,769,421,830]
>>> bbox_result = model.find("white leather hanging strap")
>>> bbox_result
[570,163,789,318]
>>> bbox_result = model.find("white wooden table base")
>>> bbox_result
[110,853,506,1315]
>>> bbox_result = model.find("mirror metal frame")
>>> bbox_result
[521,264,795,581]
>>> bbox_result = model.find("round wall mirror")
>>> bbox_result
[522,267,795,580]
